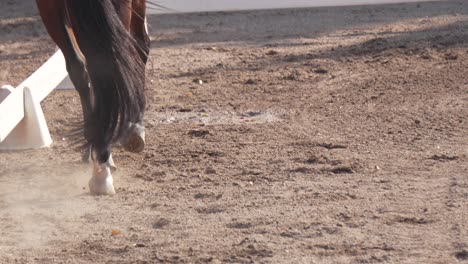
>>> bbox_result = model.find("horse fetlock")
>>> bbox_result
[83,148,116,172]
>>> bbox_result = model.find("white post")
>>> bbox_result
[0,50,69,150]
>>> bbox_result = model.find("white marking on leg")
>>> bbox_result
[89,159,116,195]
[108,153,117,172]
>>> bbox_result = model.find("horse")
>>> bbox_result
[35,0,150,195]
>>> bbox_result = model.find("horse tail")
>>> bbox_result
[66,0,146,160]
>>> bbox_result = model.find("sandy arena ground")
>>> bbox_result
[0,1,467,263]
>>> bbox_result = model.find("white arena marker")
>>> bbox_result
[21,51,69,102]
[0,87,52,150]
[0,85,24,142]
[56,75,74,90]
[0,50,69,150]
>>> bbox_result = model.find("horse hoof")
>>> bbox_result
[123,131,145,153]
[89,164,116,195]
[89,176,116,195]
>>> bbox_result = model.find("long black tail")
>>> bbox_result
[66,0,146,161]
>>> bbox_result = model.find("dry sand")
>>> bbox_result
[0,0,467,263]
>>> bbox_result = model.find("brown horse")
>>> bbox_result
[35,0,150,195]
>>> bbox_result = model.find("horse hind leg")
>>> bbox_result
[131,0,150,94]
[89,161,115,195]
[83,145,117,171]
[120,0,150,154]
[36,0,94,160]
[122,122,145,153]
[89,148,116,195]
[62,25,118,171]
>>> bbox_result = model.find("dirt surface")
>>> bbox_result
[1,1,468,263]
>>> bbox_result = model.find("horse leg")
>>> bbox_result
[84,146,117,171]
[36,0,96,162]
[111,0,149,61]
[66,0,146,195]
[131,0,151,64]
[89,146,115,195]
[120,0,150,153]
[63,52,94,163]
[60,30,97,163]
[108,0,148,153]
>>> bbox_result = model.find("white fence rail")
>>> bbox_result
[0,51,68,150]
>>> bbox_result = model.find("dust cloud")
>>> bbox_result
[0,161,96,257]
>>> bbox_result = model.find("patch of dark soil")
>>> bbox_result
[317,143,348,150]
[152,218,170,229]
[429,154,459,162]
[455,250,468,261]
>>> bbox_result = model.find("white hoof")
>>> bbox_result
[89,163,116,195]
